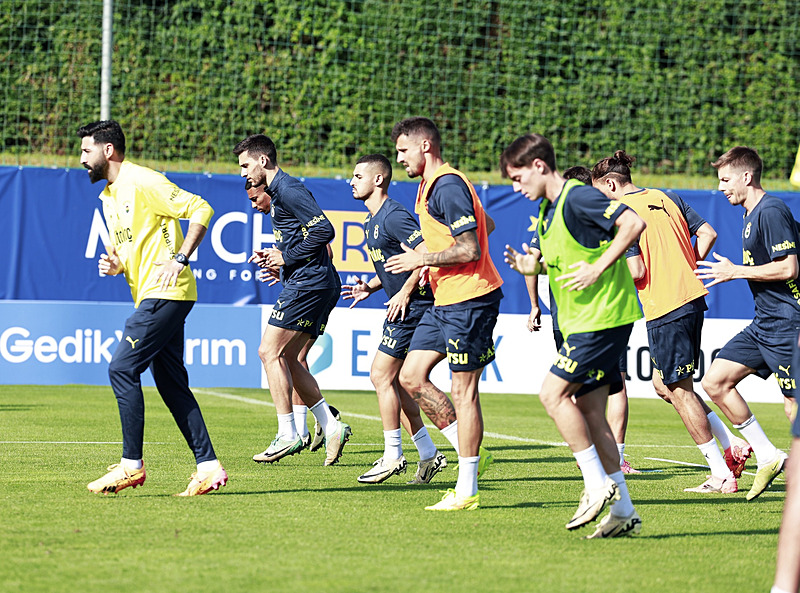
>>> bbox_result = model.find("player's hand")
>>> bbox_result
[154,258,185,290]
[695,252,735,288]
[341,279,372,308]
[248,249,269,268]
[256,267,281,286]
[98,245,123,276]
[556,261,601,291]
[385,291,410,322]
[385,243,424,274]
[262,247,285,268]
[527,305,541,332]
[504,243,541,275]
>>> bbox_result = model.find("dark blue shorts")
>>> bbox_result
[319,285,340,335]
[550,324,633,397]
[378,301,432,360]
[554,328,626,392]
[647,310,703,385]
[269,286,338,338]
[409,298,500,372]
[716,322,798,398]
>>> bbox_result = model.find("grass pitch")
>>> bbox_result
[0,384,790,593]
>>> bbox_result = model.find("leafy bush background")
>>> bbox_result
[2,0,799,175]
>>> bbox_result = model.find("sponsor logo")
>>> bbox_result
[447,351,469,365]
[450,215,476,231]
[775,375,796,392]
[0,326,248,367]
[368,246,385,263]
[554,354,578,373]
[587,368,605,381]
[772,240,797,253]
[602,201,622,220]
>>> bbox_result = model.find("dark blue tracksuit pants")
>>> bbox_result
[108,298,216,463]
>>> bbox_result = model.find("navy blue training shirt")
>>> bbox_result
[266,169,337,289]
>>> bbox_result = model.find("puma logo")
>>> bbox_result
[386,327,395,336]
[779,365,791,376]
[647,199,671,217]
[563,343,576,357]
[126,336,140,349]
[276,299,284,308]
[448,339,461,350]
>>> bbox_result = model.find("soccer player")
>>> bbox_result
[773,336,800,593]
[592,149,755,493]
[245,181,342,453]
[527,165,641,474]
[696,146,794,500]
[78,120,227,497]
[385,117,504,511]
[501,133,643,538]
[234,134,351,466]
[341,153,448,484]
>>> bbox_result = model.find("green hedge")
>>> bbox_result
[2,0,799,175]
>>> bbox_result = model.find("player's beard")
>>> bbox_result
[85,158,109,184]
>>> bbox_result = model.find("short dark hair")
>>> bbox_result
[233,134,278,166]
[499,134,556,177]
[390,117,441,147]
[77,120,126,155]
[711,146,762,183]
[356,153,392,184]
[591,150,635,184]
[563,165,592,185]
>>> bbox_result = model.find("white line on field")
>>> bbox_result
[644,456,761,479]
[195,388,779,482]
[0,441,167,445]
[196,389,568,447]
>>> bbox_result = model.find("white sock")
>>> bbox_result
[412,426,438,460]
[608,470,635,517]
[455,455,479,498]
[309,399,338,435]
[707,411,732,450]
[440,421,460,456]
[383,428,403,460]
[735,415,779,466]
[293,405,309,438]
[197,459,219,473]
[617,443,625,466]
[277,412,297,440]
[771,586,792,593]
[121,457,143,470]
[698,438,730,478]
[573,445,607,490]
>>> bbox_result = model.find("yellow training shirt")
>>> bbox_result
[99,160,214,307]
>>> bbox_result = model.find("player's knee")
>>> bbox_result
[700,374,723,399]
[108,358,137,392]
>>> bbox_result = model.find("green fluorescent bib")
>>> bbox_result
[539,179,641,339]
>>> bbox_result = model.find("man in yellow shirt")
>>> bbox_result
[78,120,227,497]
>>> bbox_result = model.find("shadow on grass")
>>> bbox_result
[0,404,42,411]
[640,527,779,539]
